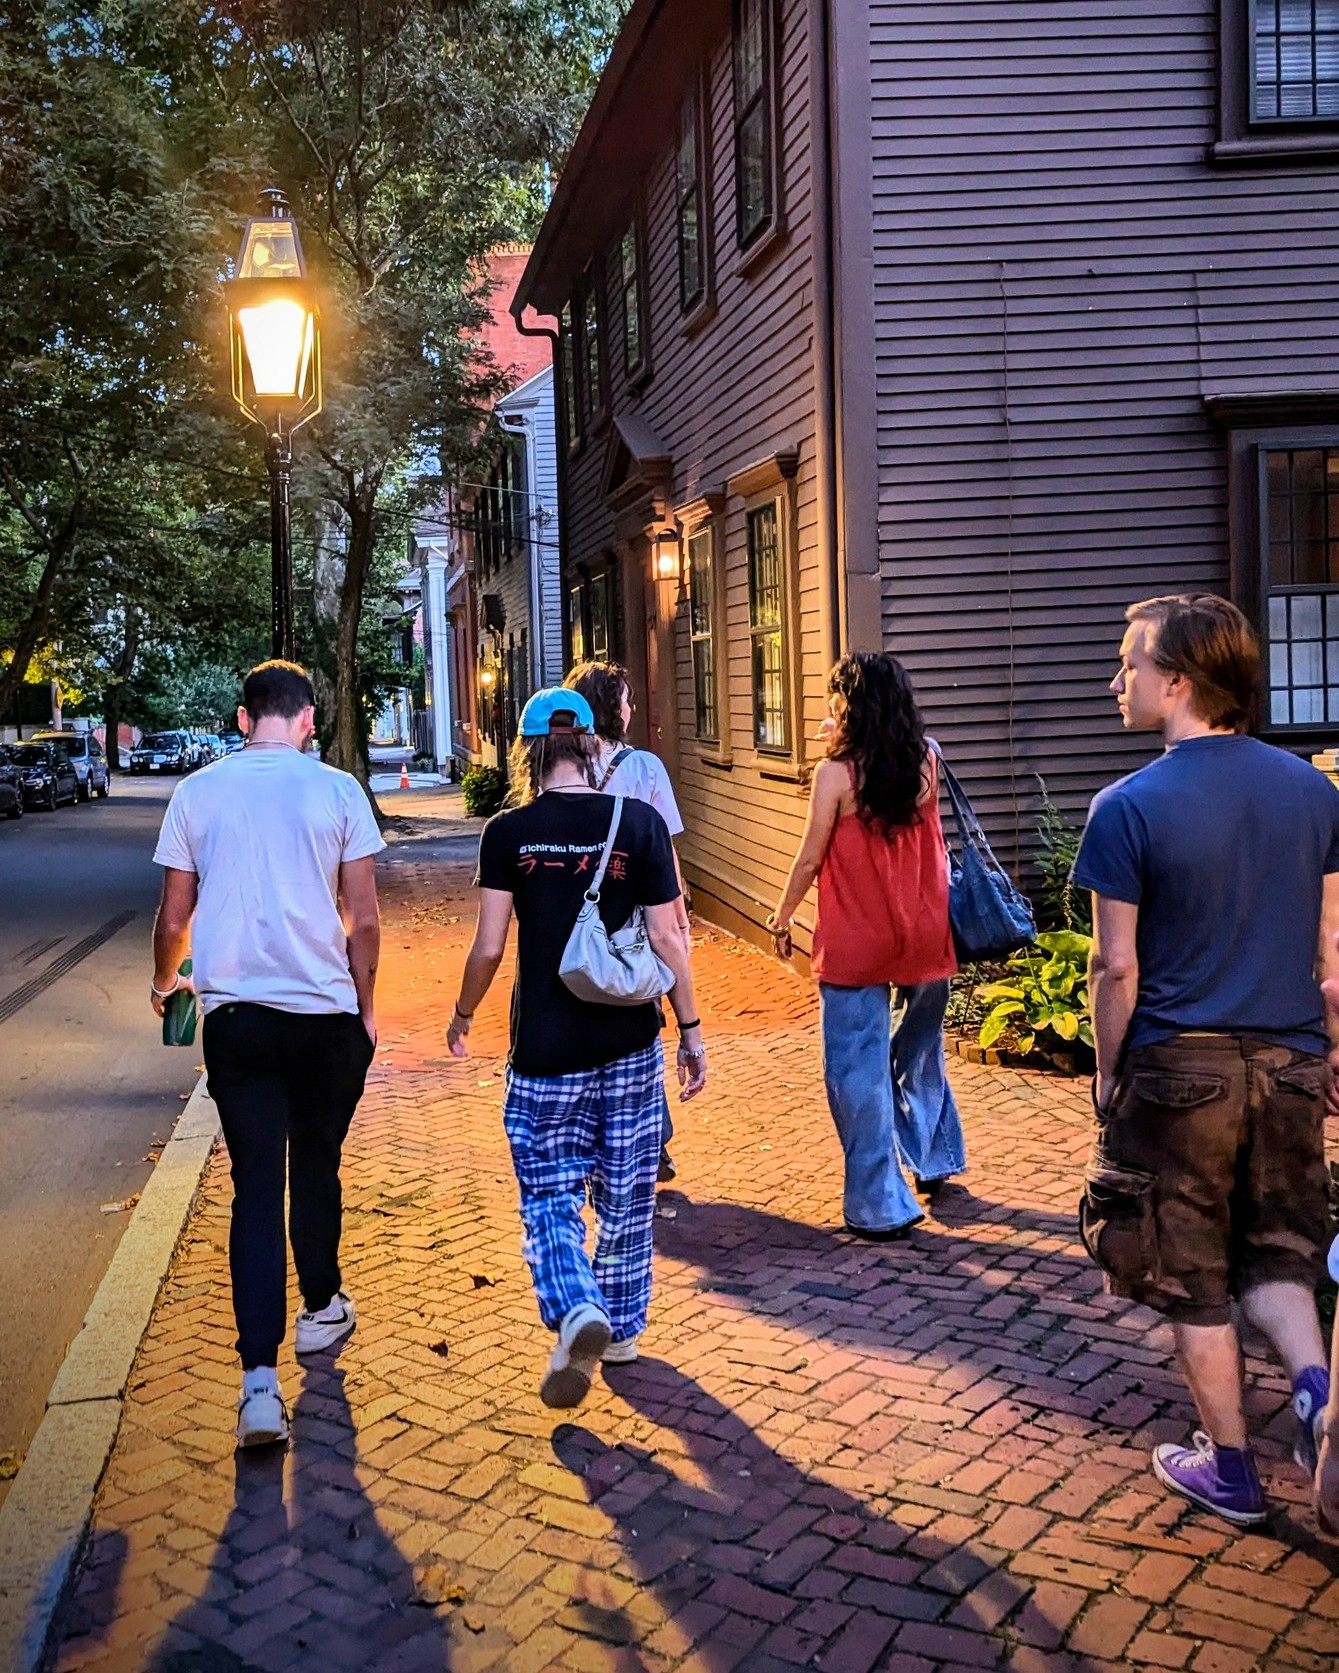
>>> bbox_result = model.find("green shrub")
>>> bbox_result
[1035,778,1091,935]
[462,764,507,818]
[979,929,1093,1058]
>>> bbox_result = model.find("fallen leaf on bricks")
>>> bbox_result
[0,1452,20,1481]
[100,1195,140,1215]
[429,1341,450,1358]
[411,1563,467,1607]
[469,1272,496,1289]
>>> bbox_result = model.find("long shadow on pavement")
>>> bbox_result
[554,1359,1058,1673]
[142,1362,454,1673]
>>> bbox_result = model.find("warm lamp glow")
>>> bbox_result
[236,299,316,399]
[480,668,496,688]
[654,533,679,580]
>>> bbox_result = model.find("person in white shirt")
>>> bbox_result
[150,661,383,1448]
[564,661,691,1182]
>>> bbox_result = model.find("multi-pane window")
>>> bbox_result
[620,226,644,378]
[747,502,788,750]
[567,573,611,667]
[688,527,717,739]
[588,573,610,661]
[559,300,579,448]
[1263,446,1339,724]
[581,273,603,424]
[677,92,706,310]
[1252,0,1339,121]
[568,582,587,664]
[733,0,774,247]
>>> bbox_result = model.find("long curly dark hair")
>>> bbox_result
[564,661,629,742]
[826,653,928,832]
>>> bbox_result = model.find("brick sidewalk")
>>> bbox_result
[53,850,1339,1673]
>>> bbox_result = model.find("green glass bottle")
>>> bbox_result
[161,958,198,1047]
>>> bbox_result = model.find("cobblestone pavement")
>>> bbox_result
[52,849,1339,1673]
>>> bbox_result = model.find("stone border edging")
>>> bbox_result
[0,1075,220,1673]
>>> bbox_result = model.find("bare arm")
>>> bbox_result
[339,855,381,1043]
[150,868,198,1015]
[447,888,513,1057]
[1316,873,1339,1114]
[648,901,707,1100]
[770,759,846,935]
[1089,893,1140,1111]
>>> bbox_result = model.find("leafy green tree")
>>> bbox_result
[212,0,627,785]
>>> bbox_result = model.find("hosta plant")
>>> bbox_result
[978,930,1093,1057]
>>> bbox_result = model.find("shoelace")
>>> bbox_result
[1179,1431,1218,1470]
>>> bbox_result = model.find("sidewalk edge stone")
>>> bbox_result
[0,1073,220,1673]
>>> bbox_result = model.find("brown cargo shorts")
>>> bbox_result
[1080,1033,1331,1325]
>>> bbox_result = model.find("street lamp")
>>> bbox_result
[224,189,322,661]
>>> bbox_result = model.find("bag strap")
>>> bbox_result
[598,746,633,790]
[585,796,625,902]
[928,741,991,854]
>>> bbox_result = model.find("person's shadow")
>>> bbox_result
[552,1359,1046,1672]
[141,1361,454,1672]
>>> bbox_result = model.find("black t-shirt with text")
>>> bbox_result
[475,790,680,1076]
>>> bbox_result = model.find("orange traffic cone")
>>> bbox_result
[399,759,410,790]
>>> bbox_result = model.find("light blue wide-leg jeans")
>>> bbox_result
[819,983,924,1231]
[890,978,966,1183]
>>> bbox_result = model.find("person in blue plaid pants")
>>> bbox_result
[446,688,708,1409]
[503,1040,663,1345]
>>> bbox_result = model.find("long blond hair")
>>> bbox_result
[505,732,599,806]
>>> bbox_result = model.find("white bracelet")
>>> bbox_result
[150,976,180,999]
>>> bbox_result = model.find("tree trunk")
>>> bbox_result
[102,613,140,775]
[0,535,70,719]
[327,474,382,816]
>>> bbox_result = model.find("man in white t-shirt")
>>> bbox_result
[150,660,384,1447]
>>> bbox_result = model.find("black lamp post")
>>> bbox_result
[223,189,322,661]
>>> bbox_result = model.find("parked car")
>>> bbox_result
[10,742,80,810]
[129,731,194,774]
[0,746,24,820]
[200,733,225,764]
[219,731,245,755]
[29,730,109,800]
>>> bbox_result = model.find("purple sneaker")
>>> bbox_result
[1152,1432,1268,1526]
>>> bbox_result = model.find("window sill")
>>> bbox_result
[733,219,788,282]
[692,742,732,770]
[754,754,808,785]
[1209,132,1339,167]
[681,295,717,340]
[625,362,653,398]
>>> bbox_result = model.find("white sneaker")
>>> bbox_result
[295,1290,357,1355]
[602,1335,641,1365]
[540,1304,612,1408]
[236,1371,289,1448]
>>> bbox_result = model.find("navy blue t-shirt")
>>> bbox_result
[1073,734,1339,1054]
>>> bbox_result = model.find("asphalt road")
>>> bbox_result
[0,775,197,1503]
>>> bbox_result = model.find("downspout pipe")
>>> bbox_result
[512,306,569,671]
[809,0,841,666]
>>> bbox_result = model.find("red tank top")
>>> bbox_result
[810,758,957,989]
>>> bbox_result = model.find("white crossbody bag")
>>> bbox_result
[558,796,675,1006]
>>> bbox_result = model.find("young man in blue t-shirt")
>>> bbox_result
[1074,593,1339,1527]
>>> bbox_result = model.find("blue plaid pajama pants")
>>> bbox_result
[502,1040,663,1344]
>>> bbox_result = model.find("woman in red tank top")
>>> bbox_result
[770,654,964,1239]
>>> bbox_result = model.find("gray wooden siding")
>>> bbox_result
[867,0,1339,861]
[560,0,829,935]
[497,367,564,686]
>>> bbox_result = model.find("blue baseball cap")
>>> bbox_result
[518,687,595,737]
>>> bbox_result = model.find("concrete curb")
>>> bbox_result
[0,1075,220,1673]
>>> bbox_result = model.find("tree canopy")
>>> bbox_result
[0,0,625,770]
